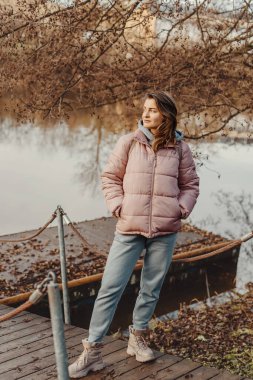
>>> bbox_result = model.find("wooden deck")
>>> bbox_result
[0,304,249,380]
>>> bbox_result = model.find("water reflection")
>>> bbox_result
[193,142,253,291]
[196,189,253,291]
[0,119,106,234]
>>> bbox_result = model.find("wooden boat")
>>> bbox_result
[0,216,247,305]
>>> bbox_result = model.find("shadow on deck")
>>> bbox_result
[0,304,248,380]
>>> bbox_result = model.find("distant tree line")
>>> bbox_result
[0,0,253,138]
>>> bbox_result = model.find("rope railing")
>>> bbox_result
[0,275,51,323]
[0,262,144,306]
[1,206,251,263]
[173,241,232,260]
[0,211,57,243]
[173,240,241,262]
[173,230,253,262]
[62,210,108,259]
[62,210,143,265]
[0,301,34,323]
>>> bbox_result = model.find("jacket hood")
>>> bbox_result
[138,119,184,143]
[175,129,184,141]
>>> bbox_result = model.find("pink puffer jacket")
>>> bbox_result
[101,128,199,238]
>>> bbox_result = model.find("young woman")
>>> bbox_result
[68,90,200,378]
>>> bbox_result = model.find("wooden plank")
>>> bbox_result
[0,319,52,345]
[0,328,84,376]
[1,332,88,378]
[0,304,11,311]
[0,305,49,326]
[111,353,183,380]
[0,325,76,365]
[0,314,49,337]
[0,305,30,316]
[176,364,220,379]
[1,328,116,379]
[0,323,56,354]
[15,337,127,379]
[210,371,242,379]
[0,324,52,354]
[0,312,41,328]
[141,357,202,380]
[0,304,27,311]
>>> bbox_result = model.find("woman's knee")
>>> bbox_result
[97,277,124,300]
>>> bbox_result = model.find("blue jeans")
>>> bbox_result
[88,231,178,343]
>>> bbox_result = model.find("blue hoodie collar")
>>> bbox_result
[175,129,184,141]
[138,120,154,142]
[137,120,184,144]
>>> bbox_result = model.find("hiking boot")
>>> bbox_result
[126,325,155,362]
[68,338,106,378]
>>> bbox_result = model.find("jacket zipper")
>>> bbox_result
[149,153,157,237]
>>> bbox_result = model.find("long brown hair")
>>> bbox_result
[143,91,178,152]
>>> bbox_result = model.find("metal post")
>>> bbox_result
[48,277,70,380]
[57,205,71,324]
[204,269,212,307]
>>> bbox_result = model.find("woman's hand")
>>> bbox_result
[180,207,188,219]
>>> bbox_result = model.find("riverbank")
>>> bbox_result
[147,283,253,378]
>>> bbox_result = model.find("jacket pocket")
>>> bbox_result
[119,196,126,218]
[113,205,122,218]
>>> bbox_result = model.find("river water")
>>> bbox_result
[0,117,252,293]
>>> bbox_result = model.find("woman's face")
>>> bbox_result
[142,98,164,134]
